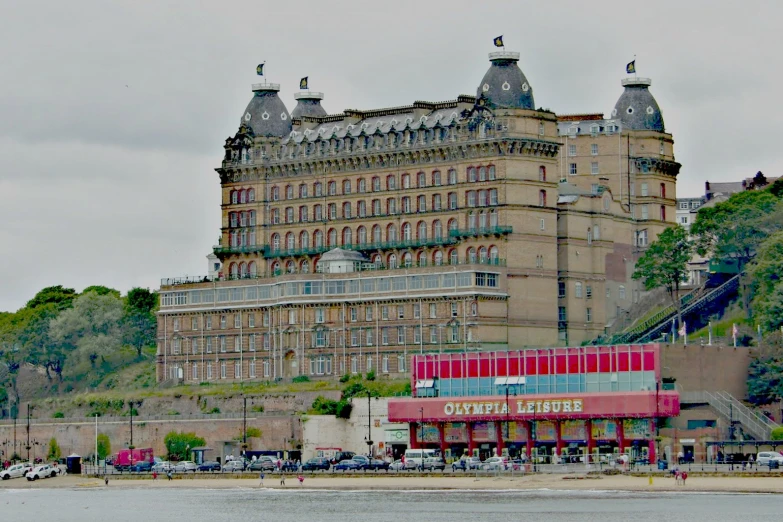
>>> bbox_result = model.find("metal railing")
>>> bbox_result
[680,388,779,441]
[449,226,513,238]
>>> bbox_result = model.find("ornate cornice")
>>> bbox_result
[632,156,681,177]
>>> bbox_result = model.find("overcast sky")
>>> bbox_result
[0,0,780,312]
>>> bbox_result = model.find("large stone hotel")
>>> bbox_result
[156,49,680,383]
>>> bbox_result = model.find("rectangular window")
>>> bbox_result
[429,303,437,318]
[220,361,226,379]
[288,309,297,325]
[586,308,593,323]
[591,162,599,175]
[262,311,269,326]
[558,281,566,298]
[569,163,577,175]
[413,326,421,344]
[397,305,404,320]
[365,306,373,322]
[206,316,212,330]
[351,329,358,346]
[558,306,567,322]
[234,361,241,379]
[637,230,648,247]
[381,306,389,320]
[641,183,649,197]
[540,218,545,231]
[366,356,372,372]
[568,144,576,156]
[234,314,241,328]
[249,361,256,378]
[366,329,373,346]
[575,282,583,298]
[619,285,626,300]
[173,318,179,332]
[413,303,421,319]
[591,143,598,156]
[487,273,497,287]
[381,328,389,345]
[219,336,226,352]
[263,360,270,377]
[207,363,213,379]
[641,205,649,220]
[430,326,437,344]
[248,314,255,328]
[382,355,389,373]
[451,302,458,317]
[315,308,325,324]
[350,307,357,322]
[220,315,226,329]
[191,317,198,330]
[586,285,593,299]
[397,326,405,344]
[249,334,256,351]
[398,354,407,372]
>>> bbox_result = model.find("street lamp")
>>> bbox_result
[365,391,373,456]
[531,404,537,472]
[128,399,141,449]
[242,395,248,457]
[26,404,34,463]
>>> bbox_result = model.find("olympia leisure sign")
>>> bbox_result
[443,398,584,416]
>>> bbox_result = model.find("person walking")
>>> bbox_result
[297,474,304,486]
[280,474,285,487]
[167,470,173,481]
[152,471,158,481]
[259,472,265,487]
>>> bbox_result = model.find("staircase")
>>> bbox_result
[680,389,779,441]
[609,275,740,345]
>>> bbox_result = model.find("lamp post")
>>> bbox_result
[128,399,141,449]
[242,395,248,457]
[532,405,537,472]
[26,404,34,463]
[365,391,373,456]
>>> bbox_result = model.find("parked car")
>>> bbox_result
[452,457,482,472]
[249,459,276,471]
[152,461,174,473]
[481,457,508,471]
[367,458,390,471]
[175,461,197,472]
[222,460,246,472]
[1,463,33,480]
[26,464,57,481]
[197,461,221,472]
[422,457,446,471]
[104,456,115,466]
[131,461,152,472]
[331,451,356,465]
[389,459,410,471]
[281,460,298,472]
[333,459,362,471]
[756,452,783,466]
[351,455,371,468]
[302,458,331,471]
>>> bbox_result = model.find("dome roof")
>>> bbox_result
[292,92,327,118]
[611,78,664,132]
[240,84,292,137]
[476,52,535,110]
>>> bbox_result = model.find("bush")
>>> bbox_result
[47,438,61,460]
[339,374,351,383]
[97,433,111,460]
[366,370,376,381]
[772,426,783,441]
[250,405,265,413]
[292,375,311,383]
[310,396,352,419]
[164,431,206,461]
[246,427,262,438]
[53,412,65,419]
[207,407,221,414]
[335,400,352,419]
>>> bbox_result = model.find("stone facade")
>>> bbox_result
[156,50,680,383]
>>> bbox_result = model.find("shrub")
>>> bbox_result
[47,438,62,460]
[97,433,111,460]
[772,426,783,441]
[246,427,262,438]
[292,375,310,383]
[339,374,351,383]
[164,431,206,460]
[166,410,180,416]
[250,405,265,413]
[335,400,352,419]
[207,407,221,414]
[53,412,65,419]
[366,370,376,381]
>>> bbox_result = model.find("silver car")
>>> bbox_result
[174,461,197,472]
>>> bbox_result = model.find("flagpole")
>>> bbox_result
[732,324,737,348]
[708,321,712,346]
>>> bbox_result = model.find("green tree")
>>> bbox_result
[96,433,111,460]
[632,225,693,326]
[82,286,121,298]
[122,288,158,358]
[747,355,783,405]
[47,437,61,460]
[747,231,783,331]
[163,431,205,461]
[771,426,783,441]
[25,286,77,311]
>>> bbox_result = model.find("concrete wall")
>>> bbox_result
[660,343,752,399]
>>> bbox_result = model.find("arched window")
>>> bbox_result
[342,227,352,245]
[402,173,410,188]
[299,183,307,198]
[372,254,382,267]
[387,175,396,190]
[539,166,546,182]
[229,212,237,228]
[433,220,443,239]
[467,247,477,264]
[479,211,487,229]
[314,182,322,197]
[417,221,427,240]
[357,178,366,193]
[328,181,336,195]
[660,205,666,221]
[488,165,496,180]
[433,250,443,266]
[388,224,398,242]
[229,263,238,278]
[299,206,308,222]
[357,200,366,217]
[229,230,237,247]
[231,190,238,204]
[449,249,458,265]
[432,170,441,186]
[248,188,256,202]
[286,260,296,273]
[489,246,499,264]
[313,230,323,248]
[403,252,412,267]
[372,225,382,244]
[240,229,247,246]
[388,254,397,269]
[248,261,257,276]
[286,232,295,250]
[342,202,351,219]
[328,228,337,247]
[239,262,248,278]
[432,193,441,211]
[417,171,426,187]
[479,166,487,181]
[301,260,310,273]
[448,218,458,232]
[271,261,280,274]
[402,223,411,241]
[285,185,293,200]
[417,251,426,266]
[468,167,476,182]
[372,176,381,192]
[271,186,279,201]
[300,230,309,248]
[539,190,547,207]
[467,212,477,230]
[271,233,280,251]
[479,246,488,263]
[342,179,351,194]
[239,190,246,204]
[358,226,367,244]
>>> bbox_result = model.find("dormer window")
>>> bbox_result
[567,126,578,136]
[590,124,600,137]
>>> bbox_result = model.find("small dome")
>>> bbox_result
[292,92,327,118]
[476,52,535,110]
[611,78,664,132]
[240,83,292,137]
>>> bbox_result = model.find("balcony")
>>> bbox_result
[448,226,513,239]
[262,244,331,259]
[213,244,265,257]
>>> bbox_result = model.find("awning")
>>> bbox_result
[415,380,435,388]
[494,377,526,385]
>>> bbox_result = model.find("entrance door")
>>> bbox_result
[284,350,298,378]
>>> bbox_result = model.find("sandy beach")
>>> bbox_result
[2,473,783,494]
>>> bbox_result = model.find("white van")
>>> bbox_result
[404,449,436,470]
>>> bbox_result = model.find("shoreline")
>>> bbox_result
[2,474,783,494]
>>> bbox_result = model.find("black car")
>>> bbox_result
[197,461,221,472]
[302,458,331,471]
[331,451,356,465]
[367,459,390,471]
[131,461,152,472]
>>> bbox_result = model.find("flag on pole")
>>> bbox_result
[493,35,504,48]
[626,60,636,74]
[299,77,309,90]
[256,63,265,76]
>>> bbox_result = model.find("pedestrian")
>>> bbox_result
[681,471,688,485]
[167,470,173,481]
[259,472,265,487]
[104,476,109,486]
[280,474,285,486]
[297,474,304,486]
[152,471,158,480]
[749,454,755,469]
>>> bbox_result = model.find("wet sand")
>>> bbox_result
[3,473,783,494]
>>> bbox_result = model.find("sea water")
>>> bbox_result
[1,488,781,521]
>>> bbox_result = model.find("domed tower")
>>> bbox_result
[476,51,535,109]
[292,91,327,119]
[240,83,292,137]
[611,78,664,132]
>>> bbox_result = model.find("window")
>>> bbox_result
[271,186,279,201]
[358,178,366,193]
[343,202,351,219]
[539,122,545,135]
[568,144,576,156]
[660,206,666,221]
[468,167,476,182]
[365,306,373,322]
[538,166,546,182]
[234,361,241,378]
[430,326,438,344]
[641,183,649,197]
[479,166,487,182]
[398,354,407,372]
[417,195,426,212]
[372,176,381,192]
[660,183,666,198]
[558,281,566,298]
[234,336,241,352]
[467,191,476,207]
[413,303,421,319]
[558,306,567,322]
[429,303,437,318]
[641,205,649,220]
[395,305,403,319]
[288,309,297,325]
[660,142,665,155]
[387,175,396,190]
[417,171,426,187]
[448,169,457,185]
[619,285,626,300]
[432,193,442,211]
[328,181,336,195]
[591,144,598,156]
[350,307,357,322]
[539,190,546,207]
[381,306,389,320]
[536,255,543,268]
[381,328,389,345]
[575,282,583,298]
[234,314,241,328]
[586,285,593,299]
[342,179,351,194]
[680,216,688,224]
[314,182,323,197]
[249,334,256,351]
[366,329,374,346]
[315,308,325,324]
[591,162,599,175]
[387,198,397,215]
[432,170,441,186]
[591,184,599,195]
[207,362,213,379]
[220,315,227,329]
[451,302,458,317]
[586,308,593,323]
[637,229,648,247]
[220,361,227,379]
[569,163,577,175]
